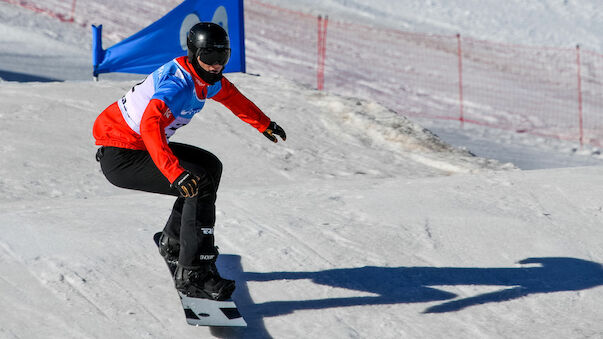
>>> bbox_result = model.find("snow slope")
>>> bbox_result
[1,77,602,339]
[256,0,603,53]
[1,1,603,338]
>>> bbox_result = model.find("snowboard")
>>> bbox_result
[153,232,247,327]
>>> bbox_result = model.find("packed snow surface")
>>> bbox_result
[0,1,602,338]
[2,78,602,339]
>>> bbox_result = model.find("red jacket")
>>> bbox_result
[93,56,271,183]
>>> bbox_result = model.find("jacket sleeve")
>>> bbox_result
[210,77,271,132]
[139,98,186,184]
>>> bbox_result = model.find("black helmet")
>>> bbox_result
[187,22,231,66]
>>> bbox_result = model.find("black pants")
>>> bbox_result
[96,143,222,268]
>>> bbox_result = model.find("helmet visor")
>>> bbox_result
[197,47,231,66]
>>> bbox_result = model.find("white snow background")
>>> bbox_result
[0,1,602,338]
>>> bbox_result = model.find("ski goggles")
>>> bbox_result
[197,47,231,66]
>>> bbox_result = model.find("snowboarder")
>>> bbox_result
[92,22,286,301]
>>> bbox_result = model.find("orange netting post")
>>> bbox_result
[576,44,584,146]
[457,33,465,126]
[317,15,328,90]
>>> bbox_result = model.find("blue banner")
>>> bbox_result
[92,0,245,77]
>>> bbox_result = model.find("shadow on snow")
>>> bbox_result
[0,69,60,82]
[213,256,603,338]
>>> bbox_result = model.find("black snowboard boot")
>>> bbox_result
[174,264,236,301]
[158,232,179,268]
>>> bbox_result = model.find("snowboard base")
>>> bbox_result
[179,292,247,327]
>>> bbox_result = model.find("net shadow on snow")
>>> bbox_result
[217,255,603,335]
[0,69,60,82]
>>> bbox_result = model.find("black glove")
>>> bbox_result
[171,171,200,198]
[263,121,287,143]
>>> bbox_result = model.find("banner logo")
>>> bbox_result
[212,6,229,34]
[180,13,201,51]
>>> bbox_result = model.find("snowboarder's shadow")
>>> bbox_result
[213,256,603,338]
